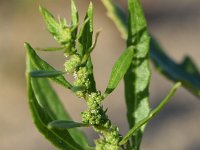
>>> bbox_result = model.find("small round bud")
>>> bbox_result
[75,91,85,98]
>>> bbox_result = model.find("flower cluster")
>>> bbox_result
[81,92,120,149]
[64,54,81,73]
[95,125,120,150]
[57,2,121,148]
[81,92,109,125]
[73,67,90,98]
[64,54,91,98]
[56,25,72,46]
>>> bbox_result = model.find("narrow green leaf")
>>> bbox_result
[150,37,200,97]
[39,5,59,37]
[48,120,89,130]
[30,70,66,78]
[26,55,87,150]
[31,78,69,120]
[89,30,100,52]
[26,59,93,150]
[181,56,199,75]
[71,0,78,27]
[78,2,93,56]
[119,82,181,145]
[86,57,96,92]
[71,0,79,38]
[101,0,200,98]
[104,46,134,97]
[101,0,127,39]
[102,1,151,147]
[28,85,84,150]
[24,42,72,89]
[81,31,100,65]
[36,47,65,52]
[30,77,93,150]
[124,0,151,149]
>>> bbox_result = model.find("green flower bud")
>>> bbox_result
[95,137,119,150]
[73,69,90,98]
[64,54,81,73]
[75,91,85,98]
[57,27,72,45]
[87,91,102,108]
[104,120,111,128]
[84,79,90,89]
[81,108,106,125]
[77,67,88,79]
[105,126,120,145]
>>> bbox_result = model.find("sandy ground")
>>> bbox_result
[0,0,200,149]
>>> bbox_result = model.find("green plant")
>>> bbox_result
[25,0,199,150]
[102,0,200,97]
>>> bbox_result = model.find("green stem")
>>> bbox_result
[119,82,182,145]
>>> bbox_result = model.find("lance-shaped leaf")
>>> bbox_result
[119,82,181,145]
[27,82,84,150]
[48,120,89,130]
[71,0,78,26]
[26,54,92,150]
[39,5,59,37]
[101,0,127,39]
[36,47,65,52]
[101,0,200,98]
[81,31,100,65]
[104,46,134,97]
[78,2,93,56]
[86,57,96,92]
[30,70,66,78]
[150,37,200,97]
[71,0,79,38]
[30,77,92,150]
[124,0,151,149]
[25,43,72,89]
[31,78,69,120]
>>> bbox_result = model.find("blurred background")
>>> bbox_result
[0,0,200,149]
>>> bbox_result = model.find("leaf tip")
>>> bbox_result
[24,42,28,47]
[39,5,53,19]
[174,82,182,90]
[39,5,45,14]
[24,42,32,51]
[89,1,93,8]
[71,0,76,7]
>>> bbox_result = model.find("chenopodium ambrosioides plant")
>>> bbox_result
[25,0,181,150]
